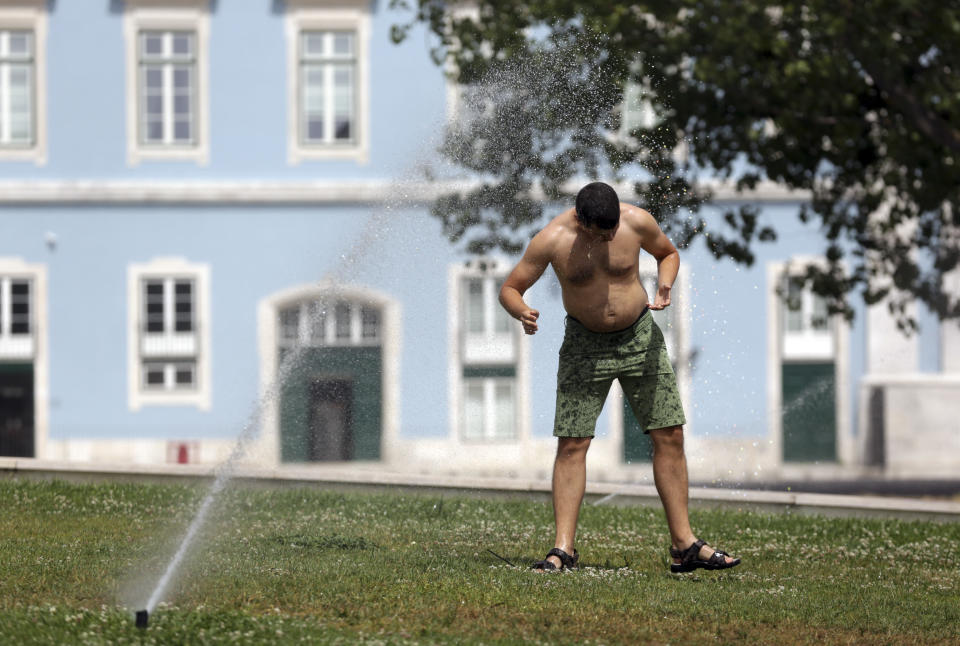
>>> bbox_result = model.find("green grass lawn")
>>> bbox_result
[1,478,958,645]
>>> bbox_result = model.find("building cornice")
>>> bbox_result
[0,179,810,206]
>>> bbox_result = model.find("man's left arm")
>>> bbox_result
[630,207,679,310]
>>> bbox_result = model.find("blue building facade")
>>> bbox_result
[2,1,955,482]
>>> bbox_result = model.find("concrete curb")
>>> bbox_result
[3,458,959,522]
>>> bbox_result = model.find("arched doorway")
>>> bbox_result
[258,283,399,464]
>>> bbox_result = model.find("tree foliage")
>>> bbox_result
[391,0,960,328]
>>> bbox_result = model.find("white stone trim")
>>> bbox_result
[0,1,47,165]
[256,281,401,467]
[0,257,46,458]
[0,178,808,204]
[447,259,531,445]
[123,2,210,166]
[285,1,370,165]
[860,373,960,386]
[767,259,852,467]
[766,262,784,468]
[0,179,810,205]
[127,257,211,410]
[942,268,960,373]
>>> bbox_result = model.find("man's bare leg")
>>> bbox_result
[543,436,592,569]
[649,426,736,564]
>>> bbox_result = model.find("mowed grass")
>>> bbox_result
[1,479,959,645]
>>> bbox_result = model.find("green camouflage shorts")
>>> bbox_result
[554,310,686,438]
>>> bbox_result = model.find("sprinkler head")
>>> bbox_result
[135,610,148,629]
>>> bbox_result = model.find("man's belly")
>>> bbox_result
[561,282,650,332]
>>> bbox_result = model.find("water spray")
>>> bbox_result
[129,189,402,627]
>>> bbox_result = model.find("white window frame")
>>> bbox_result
[448,259,529,444]
[256,282,401,467]
[127,257,211,410]
[0,257,47,458]
[0,274,34,358]
[766,258,852,467]
[137,30,198,147]
[618,57,658,140]
[285,0,370,165]
[780,269,834,361]
[277,297,382,349]
[462,375,516,442]
[461,273,515,364]
[0,1,46,165]
[123,0,209,166]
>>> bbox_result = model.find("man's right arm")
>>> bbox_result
[499,230,552,335]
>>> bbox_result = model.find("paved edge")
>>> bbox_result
[2,458,959,521]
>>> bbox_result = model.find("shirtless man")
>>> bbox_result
[499,181,740,573]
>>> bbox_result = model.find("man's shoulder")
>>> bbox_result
[526,209,575,260]
[619,203,658,234]
[619,202,655,223]
[536,209,576,240]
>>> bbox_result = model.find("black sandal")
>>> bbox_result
[670,539,740,573]
[532,547,579,571]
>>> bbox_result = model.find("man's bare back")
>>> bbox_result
[500,202,679,333]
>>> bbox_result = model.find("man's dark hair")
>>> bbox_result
[575,182,620,229]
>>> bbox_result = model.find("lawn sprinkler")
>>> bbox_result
[135,610,148,629]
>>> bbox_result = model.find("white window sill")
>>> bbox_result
[0,146,45,165]
[463,333,515,364]
[783,332,833,361]
[131,390,210,411]
[128,145,208,166]
[0,336,34,358]
[288,144,368,165]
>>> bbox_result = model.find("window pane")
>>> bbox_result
[333,32,353,56]
[307,118,324,141]
[8,32,32,57]
[173,120,192,142]
[361,306,379,340]
[811,293,828,331]
[145,281,164,333]
[146,95,163,117]
[8,65,32,143]
[144,364,166,387]
[10,280,30,335]
[333,66,353,141]
[280,307,299,343]
[493,381,515,439]
[175,363,195,386]
[784,277,803,333]
[146,120,164,142]
[142,33,164,56]
[466,279,484,333]
[308,301,327,345]
[335,303,351,340]
[463,381,484,440]
[334,117,351,141]
[302,32,326,57]
[145,67,163,89]
[174,281,193,332]
[306,67,325,88]
[174,94,191,116]
[302,66,325,142]
[173,67,191,89]
[9,116,31,143]
[172,34,193,57]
